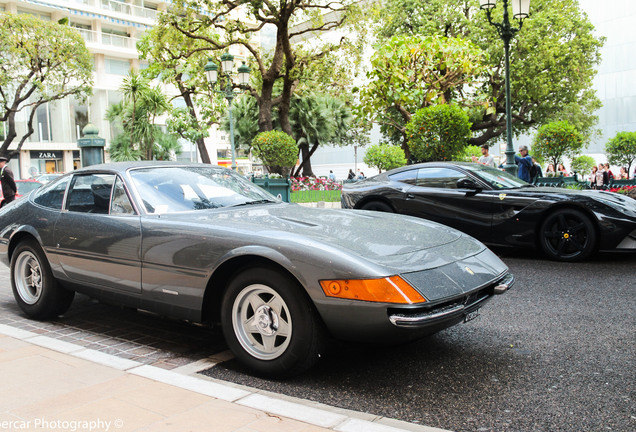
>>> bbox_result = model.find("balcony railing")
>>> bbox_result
[99,0,157,20]
[74,29,137,49]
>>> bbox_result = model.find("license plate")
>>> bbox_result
[464,309,480,323]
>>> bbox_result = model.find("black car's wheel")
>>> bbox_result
[11,239,75,319]
[539,208,596,262]
[360,201,393,212]
[221,266,327,377]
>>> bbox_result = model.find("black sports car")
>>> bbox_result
[341,162,636,262]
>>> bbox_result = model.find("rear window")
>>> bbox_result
[33,177,70,210]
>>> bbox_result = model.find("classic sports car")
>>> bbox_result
[341,162,636,262]
[0,162,514,377]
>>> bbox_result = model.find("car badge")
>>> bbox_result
[499,194,507,200]
[464,266,475,275]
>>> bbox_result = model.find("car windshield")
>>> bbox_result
[465,164,531,190]
[129,166,279,214]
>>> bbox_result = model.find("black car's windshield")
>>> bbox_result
[465,164,531,190]
[129,166,279,214]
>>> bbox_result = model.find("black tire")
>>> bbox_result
[221,266,327,378]
[539,208,597,262]
[10,239,75,319]
[360,201,393,212]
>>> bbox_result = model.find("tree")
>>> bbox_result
[137,19,225,163]
[532,121,584,170]
[405,104,472,162]
[251,131,297,176]
[570,155,596,177]
[164,0,363,140]
[363,144,406,173]
[373,0,604,144]
[105,71,173,160]
[357,35,483,157]
[0,13,92,158]
[605,131,636,175]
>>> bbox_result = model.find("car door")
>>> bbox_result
[54,173,142,293]
[400,166,494,240]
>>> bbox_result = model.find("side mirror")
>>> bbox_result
[457,178,480,190]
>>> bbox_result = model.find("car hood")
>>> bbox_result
[160,204,487,271]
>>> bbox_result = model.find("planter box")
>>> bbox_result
[251,175,291,202]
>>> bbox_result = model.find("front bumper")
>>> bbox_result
[388,273,514,327]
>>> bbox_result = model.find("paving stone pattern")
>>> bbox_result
[0,265,227,370]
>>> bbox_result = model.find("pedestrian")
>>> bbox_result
[557,163,568,176]
[328,170,336,182]
[472,144,496,168]
[545,163,556,177]
[589,166,598,189]
[619,166,629,179]
[605,163,614,181]
[358,172,366,180]
[514,145,534,182]
[532,157,543,181]
[0,156,17,208]
[596,164,607,189]
[347,169,355,180]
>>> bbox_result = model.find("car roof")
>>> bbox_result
[73,161,227,176]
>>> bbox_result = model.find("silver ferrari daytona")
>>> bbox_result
[0,162,514,377]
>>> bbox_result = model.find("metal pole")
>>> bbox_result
[225,79,237,171]
[503,30,516,176]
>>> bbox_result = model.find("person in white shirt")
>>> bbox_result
[472,144,496,168]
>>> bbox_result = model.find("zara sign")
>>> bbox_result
[30,151,63,160]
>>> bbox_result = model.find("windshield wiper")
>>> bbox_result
[230,199,278,207]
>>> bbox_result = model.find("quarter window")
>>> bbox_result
[388,169,418,185]
[110,177,135,215]
[33,177,70,210]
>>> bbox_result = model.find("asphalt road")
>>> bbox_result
[201,249,636,432]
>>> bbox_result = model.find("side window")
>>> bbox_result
[415,168,468,189]
[33,177,70,210]
[110,177,135,215]
[388,169,418,185]
[66,174,116,214]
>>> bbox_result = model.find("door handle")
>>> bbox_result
[406,193,415,200]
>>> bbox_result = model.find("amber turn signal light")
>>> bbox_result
[320,276,426,304]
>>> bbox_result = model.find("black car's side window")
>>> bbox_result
[32,177,70,210]
[66,174,116,214]
[415,168,469,189]
[110,177,135,215]
[389,169,418,185]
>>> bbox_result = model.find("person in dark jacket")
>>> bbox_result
[0,156,17,207]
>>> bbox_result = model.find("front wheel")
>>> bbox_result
[11,239,75,319]
[221,267,326,377]
[539,208,596,262]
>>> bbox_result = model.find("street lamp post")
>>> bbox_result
[479,0,530,176]
[204,53,251,171]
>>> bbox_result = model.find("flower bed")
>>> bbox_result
[291,176,342,192]
[609,185,636,199]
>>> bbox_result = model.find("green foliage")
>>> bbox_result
[532,121,584,170]
[356,34,482,149]
[0,13,93,154]
[405,104,472,162]
[363,144,407,173]
[570,155,596,176]
[605,132,636,175]
[458,145,482,162]
[221,95,260,155]
[372,0,604,143]
[105,71,172,161]
[251,131,298,176]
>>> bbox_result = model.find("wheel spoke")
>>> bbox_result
[242,314,260,334]
[276,317,291,338]
[261,334,277,352]
[557,214,568,230]
[569,222,586,234]
[556,238,567,253]
[569,237,584,252]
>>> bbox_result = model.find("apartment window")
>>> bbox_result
[17,9,51,20]
[70,97,89,141]
[71,22,93,43]
[34,104,52,142]
[105,58,130,75]
[102,28,131,48]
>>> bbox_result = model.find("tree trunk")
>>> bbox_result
[181,89,211,163]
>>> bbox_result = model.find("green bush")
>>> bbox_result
[251,131,297,176]
[532,121,584,170]
[406,104,472,162]
[570,155,596,175]
[363,143,406,173]
[605,131,636,175]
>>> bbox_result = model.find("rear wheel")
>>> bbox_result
[360,201,393,212]
[221,266,326,377]
[539,208,596,262]
[11,239,75,319]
